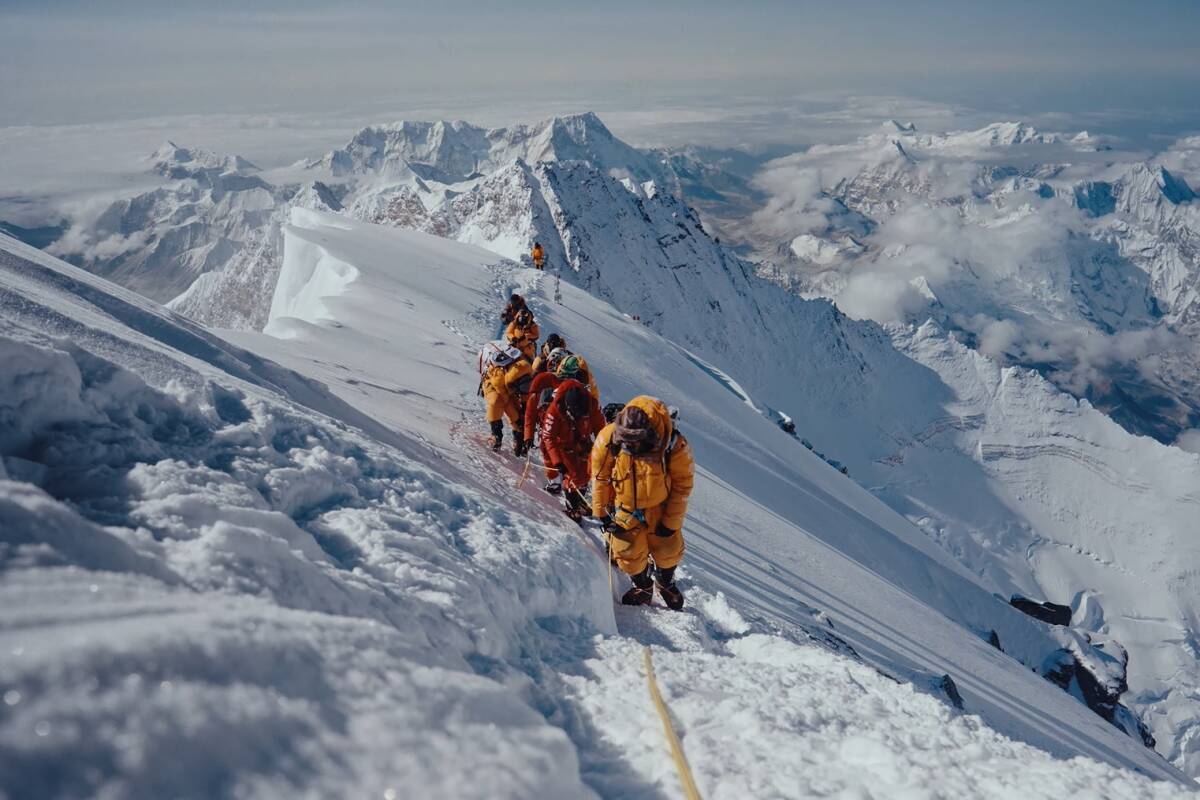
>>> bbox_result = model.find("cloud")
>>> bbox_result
[1175,429,1200,454]
[749,168,842,239]
[1158,136,1200,191]
[800,194,1093,325]
[975,318,1022,359]
[953,312,1188,397]
[46,192,149,263]
[744,118,1197,416]
[837,271,931,323]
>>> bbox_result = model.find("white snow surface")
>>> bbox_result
[0,222,1192,797]
[170,210,1190,796]
[0,232,609,799]
[8,107,1200,793]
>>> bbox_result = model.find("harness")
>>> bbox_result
[598,424,682,527]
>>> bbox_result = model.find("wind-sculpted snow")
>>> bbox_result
[0,234,613,797]
[215,211,1191,794]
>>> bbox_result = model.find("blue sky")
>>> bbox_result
[2,0,1198,130]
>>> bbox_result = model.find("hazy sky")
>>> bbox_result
[3,0,1199,128]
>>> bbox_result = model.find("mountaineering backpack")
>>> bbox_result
[607,400,683,519]
[478,340,520,374]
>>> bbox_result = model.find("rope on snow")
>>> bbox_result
[644,646,704,800]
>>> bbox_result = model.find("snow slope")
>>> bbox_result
[1,215,1192,795]
[210,210,1192,793]
[391,130,1200,776]
[0,232,612,798]
[24,107,1200,778]
[8,109,1200,789]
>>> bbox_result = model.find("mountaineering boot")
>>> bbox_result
[488,420,503,452]
[621,565,654,606]
[654,566,684,611]
[563,488,589,525]
[543,477,563,495]
[512,430,526,457]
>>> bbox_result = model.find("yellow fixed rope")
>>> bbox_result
[605,531,616,599]
[643,646,703,800]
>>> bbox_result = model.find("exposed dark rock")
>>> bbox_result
[1040,647,1155,749]
[987,629,1002,651]
[937,674,965,710]
[1074,181,1116,217]
[1042,649,1075,691]
[1010,595,1071,626]
[1159,167,1197,205]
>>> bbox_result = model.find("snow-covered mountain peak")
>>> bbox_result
[542,110,617,147]
[317,118,492,180]
[290,180,344,213]
[311,112,669,189]
[1115,162,1198,211]
[149,140,259,178]
[974,121,1043,146]
[833,121,1097,162]
[907,121,1060,153]
[882,119,918,133]
[745,117,1200,444]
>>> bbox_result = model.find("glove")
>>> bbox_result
[654,523,677,538]
[599,514,633,541]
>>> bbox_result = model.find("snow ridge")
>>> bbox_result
[3,215,1195,795]
[10,111,1200,783]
